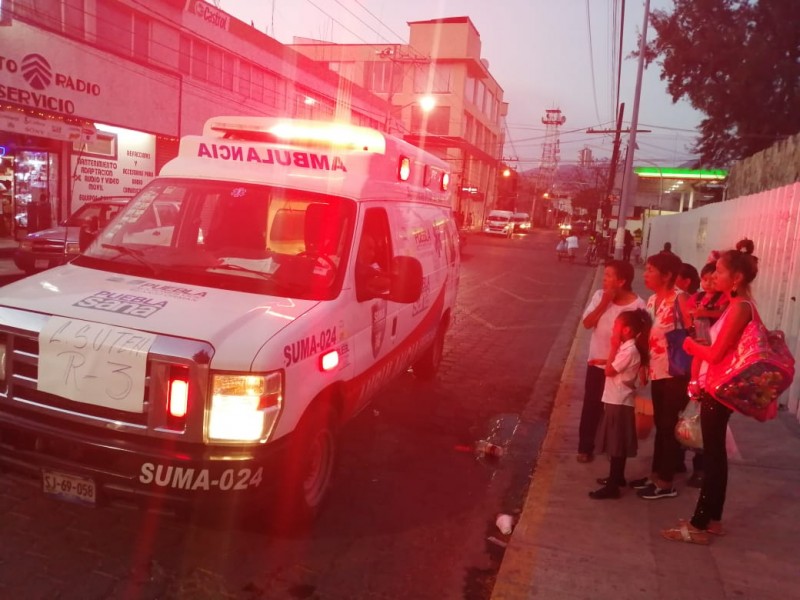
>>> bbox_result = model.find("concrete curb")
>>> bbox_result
[491,265,603,599]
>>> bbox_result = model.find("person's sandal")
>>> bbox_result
[576,453,593,463]
[661,520,710,545]
[707,520,726,536]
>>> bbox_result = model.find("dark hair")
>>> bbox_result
[720,238,759,295]
[606,259,634,291]
[700,261,716,277]
[678,263,700,293]
[663,242,672,252]
[618,308,652,368]
[646,251,683,285]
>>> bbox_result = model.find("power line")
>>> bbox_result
[585,0,603,124]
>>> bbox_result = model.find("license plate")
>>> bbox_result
[34,259,49,269]
[42,470,96,506]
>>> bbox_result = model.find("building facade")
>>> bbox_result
[0,0,389,241]
[290,16,507,227]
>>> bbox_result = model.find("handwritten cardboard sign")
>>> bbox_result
[38,317,156,413]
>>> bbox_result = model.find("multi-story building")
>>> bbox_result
[0,0,389,241]
[290,16,507,227]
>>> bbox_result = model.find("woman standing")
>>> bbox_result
[577,260,646,463]
[629,252,692,499]
[662,240,759,544]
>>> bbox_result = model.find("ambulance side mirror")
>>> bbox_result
[389,256,423,303]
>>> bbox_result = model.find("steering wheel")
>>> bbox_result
[297,250,337,283]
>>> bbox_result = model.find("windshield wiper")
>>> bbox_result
[211,262,273,281]
[101,244,160,275]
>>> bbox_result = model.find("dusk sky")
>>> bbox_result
[222,0,703,168]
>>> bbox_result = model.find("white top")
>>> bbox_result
[583,290,647,362]
[566,235,579,249]
[601,339,641,407]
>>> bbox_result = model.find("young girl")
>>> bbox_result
[589,308,652,499]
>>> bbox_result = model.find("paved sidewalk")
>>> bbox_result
[493,266,800,600]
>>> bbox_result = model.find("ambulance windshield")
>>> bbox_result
[75,178,356,300]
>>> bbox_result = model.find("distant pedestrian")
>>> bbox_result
[576,260,647,463]
[566,232,579,260]
[662,239,759,544]
[659,242,676,257]
[629,251,692,500]
[632,242,642,265]
[623,229,634,263]
[589,308,652,499]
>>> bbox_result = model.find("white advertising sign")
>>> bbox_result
[0,21,178,134]
[0,109,96,143]
[70,124,156,204]
[38,316,156,413]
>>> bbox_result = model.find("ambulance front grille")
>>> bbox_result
[5,332,150,426]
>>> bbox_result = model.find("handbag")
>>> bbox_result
[665,296,692,377]
[706,302,795,422]
[675,400,703,449]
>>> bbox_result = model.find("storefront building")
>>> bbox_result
[0,0,389,241]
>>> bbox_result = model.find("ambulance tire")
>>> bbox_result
[267,400,338,533]
[413,322,446,381]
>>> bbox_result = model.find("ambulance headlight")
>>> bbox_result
[208,372,282,442]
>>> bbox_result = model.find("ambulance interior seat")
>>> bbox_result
[205,200,267,255]
[303,203,339,257]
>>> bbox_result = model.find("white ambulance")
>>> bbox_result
[0,117,460,526]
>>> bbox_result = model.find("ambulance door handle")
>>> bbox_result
[391,317,397,337]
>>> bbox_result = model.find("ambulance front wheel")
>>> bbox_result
[266,400,338,532]
[413,322,446,381]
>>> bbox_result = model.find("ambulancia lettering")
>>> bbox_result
[197,143,347,172]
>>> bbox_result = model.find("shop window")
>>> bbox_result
[192,40,208,81]
[238,61,251,96]
[414,64,452,94]
[262,70,282,107]
[411,105,450,136]
[251,68,265,103]
[179,35,191,75]
[133,13,149,59]
[13,0,61,30]
[208,47,222,86]
[64,0,85,39]
[222,54,234,90]
[465,77,476,106]
[96,2,133,56]
[364,61,402,94]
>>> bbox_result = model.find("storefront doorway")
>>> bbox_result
[0,144,59,240]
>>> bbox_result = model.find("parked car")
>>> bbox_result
[512,212,532,232]
[14,196,131,274]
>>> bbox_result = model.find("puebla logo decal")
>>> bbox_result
[21,54,51,90]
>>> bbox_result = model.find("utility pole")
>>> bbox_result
[614,0,651,260]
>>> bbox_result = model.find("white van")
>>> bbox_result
[0,117,460,525]
[483,209,515,237]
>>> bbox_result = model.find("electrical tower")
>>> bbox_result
[537,108,566,192]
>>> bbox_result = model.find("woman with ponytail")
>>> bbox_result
[662,239,759,544]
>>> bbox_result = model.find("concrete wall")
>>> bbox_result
[643,182,800,420]
[727,132,800,199]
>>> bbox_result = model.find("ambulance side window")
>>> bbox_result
[355,208,392,301]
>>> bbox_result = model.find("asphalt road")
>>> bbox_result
[0,229,594,600]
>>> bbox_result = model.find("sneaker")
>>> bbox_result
[687,472,705,488]
[589,485,620,500]
[638,485,678,500]
[596,477,626,487]
[629,477,653,490]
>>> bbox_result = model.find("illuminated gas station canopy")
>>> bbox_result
[634,167,728,180]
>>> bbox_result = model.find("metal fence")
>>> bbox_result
[643,182,800,421]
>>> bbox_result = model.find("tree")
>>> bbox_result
[646,0,800,166]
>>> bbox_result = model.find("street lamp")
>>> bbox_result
[384,95,436,133]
